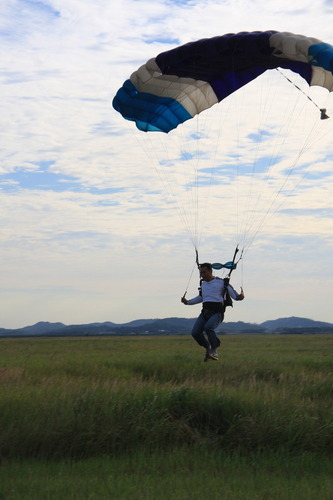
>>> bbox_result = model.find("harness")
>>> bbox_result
[198,277,233,310]
[197,245,242,308]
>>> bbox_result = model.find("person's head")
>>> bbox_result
[199,263,213,281]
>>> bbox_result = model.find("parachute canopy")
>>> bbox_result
[113,31,333,133]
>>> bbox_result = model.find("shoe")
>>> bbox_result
[204,349,211,362]
[208,350,218,361]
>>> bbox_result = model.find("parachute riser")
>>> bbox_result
[226,246,239,278]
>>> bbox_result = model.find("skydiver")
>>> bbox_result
[181,262,244,362]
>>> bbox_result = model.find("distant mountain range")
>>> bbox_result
[0,316,333,337]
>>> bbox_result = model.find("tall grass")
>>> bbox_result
[1,450,333,500]
[0,335,332,460]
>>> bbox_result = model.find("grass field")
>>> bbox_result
[0,334,332,499]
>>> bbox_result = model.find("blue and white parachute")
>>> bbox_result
[112,31,333,271]
[113,31,333,133]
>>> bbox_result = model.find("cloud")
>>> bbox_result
[0,0,333,328]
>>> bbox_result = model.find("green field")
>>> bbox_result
[0,334,332,499]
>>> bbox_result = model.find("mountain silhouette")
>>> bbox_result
[0,316,332,337]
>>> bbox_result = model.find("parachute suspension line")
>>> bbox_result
[128,124,199,250]
[235,71,282,251]
[233,83,243,245]
[182,255,198,300]
[241,151,306,256]
[196,102,227,250]
[182,246,200,300]
[179,100,229,255]
[212,66,328,259]
[192,99,228,251]
[192,117,201,249]
[231,55,272,248]
[236,74,273,247]
[276,69,329,120]
[230,52,246,247]
[169,126,202,248]
[176,127,201,248]
[238,69,331,255]
[240,104,329,257]
[233,69,286,250]
[165,115,203,251]
[258,105,331,231]
[245,69,305,249]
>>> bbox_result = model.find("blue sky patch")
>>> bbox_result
[22,0,60,18]
[280,207,333,218]
[0,169,80,192]
[143,35,180,45]
[247,130,273,142]
[0,161,126,196]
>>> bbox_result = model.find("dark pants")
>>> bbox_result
[191,310,223,351]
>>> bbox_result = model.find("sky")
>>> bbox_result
[1,0,333,329]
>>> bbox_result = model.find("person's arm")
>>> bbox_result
[227,284,245,301]
[181,294,203,305]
